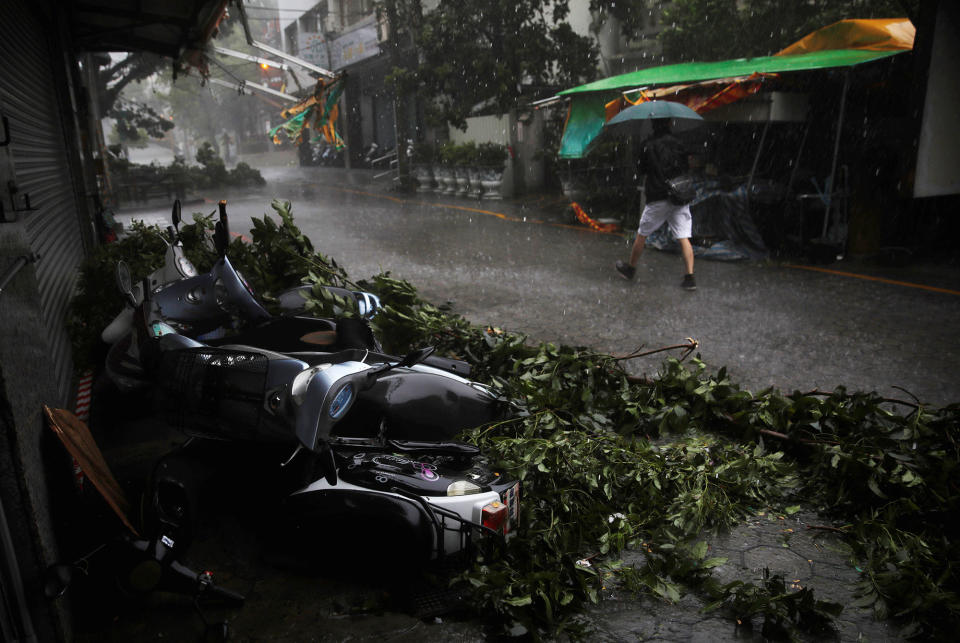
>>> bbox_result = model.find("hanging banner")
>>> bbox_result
[269,76,345,149]
[330,16,379,70]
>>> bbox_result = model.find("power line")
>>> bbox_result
[238,7,314,13]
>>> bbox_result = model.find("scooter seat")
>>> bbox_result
[157,333,205,352]
[206,316,342,352]
[216,344,291,361]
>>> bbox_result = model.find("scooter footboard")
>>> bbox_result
[157,347,269,438]
[154,347,302,443]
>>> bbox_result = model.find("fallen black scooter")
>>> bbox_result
[129,294,519,565]
[100,201,520,566]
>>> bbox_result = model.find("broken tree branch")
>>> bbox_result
[614,338,699,361]
[806,524,849,534]
[797,388,920,410]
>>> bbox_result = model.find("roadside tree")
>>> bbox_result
[388,0,598,131]
[658,0,918,62]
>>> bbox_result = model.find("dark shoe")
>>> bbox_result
[615,260,636,280]
[681,273,696,291]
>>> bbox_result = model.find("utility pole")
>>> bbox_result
[381,0,421,191]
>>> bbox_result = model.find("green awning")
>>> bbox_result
[558,92,618,159]
[558,48,904,96]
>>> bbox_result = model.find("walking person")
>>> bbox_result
[615,118,696,290]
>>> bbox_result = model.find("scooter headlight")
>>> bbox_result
[177,255,197,277]
[291,364,330,405]
[328,383,354,419]
[447,480,482,496]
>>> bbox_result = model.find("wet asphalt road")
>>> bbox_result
[133,165,960,407]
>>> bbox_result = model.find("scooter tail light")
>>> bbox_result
[481,501,508,533]
[447,480,482,496]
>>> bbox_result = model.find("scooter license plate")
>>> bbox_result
[501,482,520,535]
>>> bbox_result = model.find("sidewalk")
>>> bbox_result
[587,509,903,641]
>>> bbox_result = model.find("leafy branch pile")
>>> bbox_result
[69,201,960,639]
[68,216,213,370]
[68,199,357,370]
[337,230,960,639]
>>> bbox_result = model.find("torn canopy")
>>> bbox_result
[269,76,345,149]
[557,18,915,159]
[604,73,773,121]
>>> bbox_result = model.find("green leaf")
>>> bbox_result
[503,595,532,607]
[701,557,728,569]
[660,581,681,603]
[867,476,888,499]
[692,541,709,560]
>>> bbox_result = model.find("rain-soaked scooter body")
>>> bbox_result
[104,201,520,562]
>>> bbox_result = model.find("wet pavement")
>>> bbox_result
[120,162,960,406]
[97,161,960,641]
[587,510,903,642]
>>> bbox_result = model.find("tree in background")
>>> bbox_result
[144,13,282,158]
[658,0,918,62]
[587,0,651,41]
[394,0,598,131]
[96,52,166,116]
[95,52,174,149]
[106,98,173,152]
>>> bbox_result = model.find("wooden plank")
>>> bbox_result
[44,406,139,536]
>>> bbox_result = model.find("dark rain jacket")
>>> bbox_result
[638,132,689,203]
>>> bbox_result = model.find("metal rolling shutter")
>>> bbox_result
[0,1,86,402]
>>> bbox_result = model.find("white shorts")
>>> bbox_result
[637,199,692,239]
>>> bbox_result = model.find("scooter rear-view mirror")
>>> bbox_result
[363,346,437,383]
[171,199,181,231]
[399,345,436,368]
[214,200,229,257]
[115,261,137,307]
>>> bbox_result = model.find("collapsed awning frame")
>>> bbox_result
[557,47,912,160]
[207,76,299,102]
[558,48,905,97]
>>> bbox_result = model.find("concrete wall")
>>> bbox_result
[449,114,512,196]
[449,112,547,196]
[914,0,960,197]
[0,3,94,640]
[515,110,547,193]
[567,0,674,75]
[0,224,71,642]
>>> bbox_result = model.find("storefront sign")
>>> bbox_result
[330,18,379,69]
[298,30,330,69]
